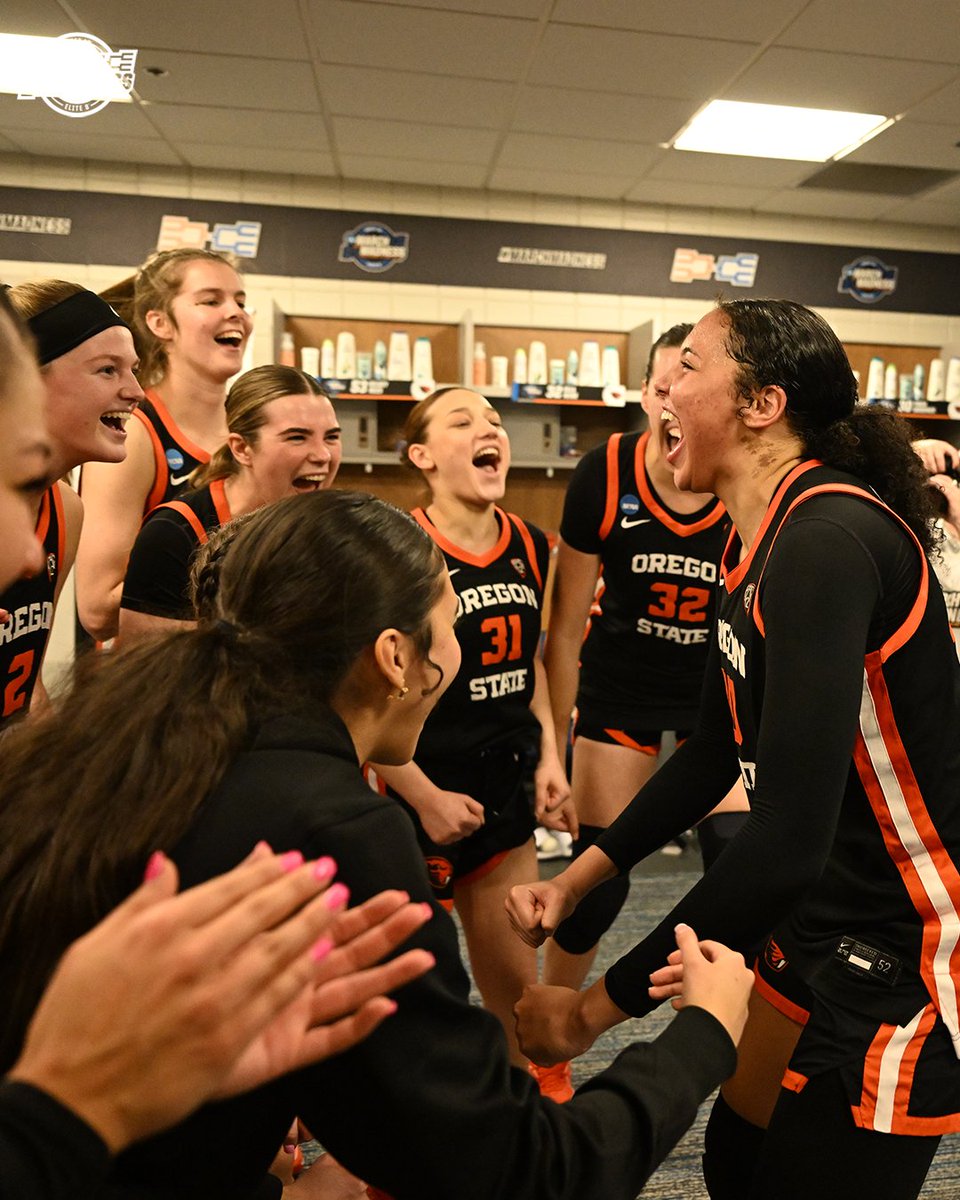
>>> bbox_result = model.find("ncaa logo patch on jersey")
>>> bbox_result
[511,557,527,579]
[619,494,641,517]
[165,448,185,472]
[743,582,756,614]
[46,553,57,583]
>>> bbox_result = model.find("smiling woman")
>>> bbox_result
[1,281,142,726]
[119,364,341,644]
[75,249,253,642]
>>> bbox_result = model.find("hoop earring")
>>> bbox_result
[388,684,409,701]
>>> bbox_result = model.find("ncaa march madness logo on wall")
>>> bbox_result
[18,32,137,118]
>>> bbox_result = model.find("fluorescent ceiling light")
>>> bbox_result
[672,99,891,162]
[0,33,131,102]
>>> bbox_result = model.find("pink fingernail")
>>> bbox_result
[384,999,398,1016]
[312,936,334,962]
[420,902,433,919]
[143,851,165,881]
[280,850,304,873]
[313,856,336,882]
[323,882,350,910]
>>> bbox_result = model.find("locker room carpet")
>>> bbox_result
[455,846,960,1199]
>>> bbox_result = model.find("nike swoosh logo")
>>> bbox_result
[170,472,192,487]
[448,568,461,576]
[621,517,651,529]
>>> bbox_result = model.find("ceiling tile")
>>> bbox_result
[305,1,538,80]
[0,0,78,35]
[178,143,335,175]
[319,66,513,127]
[70,0,312,60]
[332,117,499,163]
[339,154,486,188]
[728,47,956,114]
[498,131,660,175]
[9,128,182,165]
[881,196,960,227]
[623,178,776,210]
[513,87,693,144]
[133,51,319,112]
[847,121,960,172]
[755,187,899,219]
[0,93,161,138]
[776,0,960,64]
[489,165,636,200]
[551,0,809,43]
[147,105,329,151]
[528,26,756,100]
[903,80,960,126]
[645,150,811,188]
[355,0,545,14]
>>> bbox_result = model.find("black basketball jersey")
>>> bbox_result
[135,389,211,514]
[719,460,960,1032]
[411,507,549,761]
[562,430,729,727]
[0,486,65,726]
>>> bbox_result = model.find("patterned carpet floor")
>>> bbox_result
[456,844,959,1199]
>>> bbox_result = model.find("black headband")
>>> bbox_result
[27,290,130,366]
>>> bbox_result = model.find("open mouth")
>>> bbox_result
[660,408,683,461]
[472,445,501,473]
[214,330,244,349]
[100,410,133,433]
[292,473,327,492]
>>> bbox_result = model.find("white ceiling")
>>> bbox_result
[1,0,959,228]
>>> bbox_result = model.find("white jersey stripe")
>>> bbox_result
[859,668,960,1055]
[873,1007,926,1133]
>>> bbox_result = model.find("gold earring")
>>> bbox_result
[388,684,409,701]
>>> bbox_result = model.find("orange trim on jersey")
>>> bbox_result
[598,433,622,541]
[507,513,543,591]
[209,477,233,527]
[722,460,820,592]
[33,488,52,545]
[781,1068,808,1094]
[50,483,67,566]
[159,501,209,546]
[751,965,811,1026]
[412,506,513,568]
[458,848,510,889]
[601,728,658,756]
[634,431,726,538]
[853,1005,944,1134]
[138,389,212,514]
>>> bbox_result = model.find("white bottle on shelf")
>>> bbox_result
[883,363,898,402]
[490,356,509,388]
[928,358,946,402]
[946,357,960,403]
[412,337,434,384]
[580,340,601,386]
[566,349,579,385]
[373,339,388,381]
[913,364,925,403]
[865,356,884,402]
[528,340,548,385]
[300,346,320,377]
[335,331,356,379]
[513,348,528,385]
[280,331,296,367]
[388,332,412,381]
[602,345,621,388]
[473,342,487,387]
[320,338,336,378]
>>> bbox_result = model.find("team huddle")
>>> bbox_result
[0,248,958,1200]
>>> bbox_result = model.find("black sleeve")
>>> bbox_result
[529,522,551,594]
[559,443,607,554]
[121,511,198,620]
[0,1080,110,1200]
[601,507,902,1017]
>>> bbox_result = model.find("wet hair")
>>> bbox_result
[133,248,241,386]
[399,385,490,469]
[191,365,328,489]
[718,298,938,554]
[0,489,446,1071]
[644,323,693,384]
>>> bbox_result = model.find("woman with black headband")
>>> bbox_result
[1,282,141,726]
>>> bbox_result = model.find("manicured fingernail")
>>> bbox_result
[280,850,304,873]
[420,903,433,919]
[313,856,336,882]
[312,936,334,962]
[143,851,165,881]
[383,999,398,1016]
[323,882,350,910]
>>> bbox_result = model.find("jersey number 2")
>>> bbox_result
[481,615,522,665]
[3,650,35,717]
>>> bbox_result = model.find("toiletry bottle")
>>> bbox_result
[300,346,320,377]
[373,339,388,381]
[928,358,946,402]
[356,352,373,381]
[912,364,925,403]
[549,359,565,386]
[945,357,960,403]
[602,345,621,388]
[335,331,356,379]
[280,331,296,368]
[473,342,487,387]
[883,362,898,402]
[865,356,885,402]
[528,340,548,385]
[580,340,601,386]
[490,356,509,389]
[513,348,528,385]
[566,349,579,385]
[320,338,336,378]
[388,332,412,381]
[413,337,434,384]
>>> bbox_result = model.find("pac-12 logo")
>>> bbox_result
[670,248,759,288]
[339,222,410,273]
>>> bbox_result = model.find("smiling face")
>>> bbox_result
[640,345,683,468]
[0,337,53,590]
[42,325,142,471]
[149,259,253,384]
[661,309,744,494]
[230,391,342,506]
[408,388,510,506]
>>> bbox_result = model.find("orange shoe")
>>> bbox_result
[528,1060,574,1103]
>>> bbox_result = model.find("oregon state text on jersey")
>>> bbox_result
[561,430,728,728]
[134,390,212,514]
[0,486,65,726]
[411,507,549,760]
[719,460,960,1036]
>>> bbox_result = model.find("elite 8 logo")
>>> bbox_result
[670,248,759,289]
